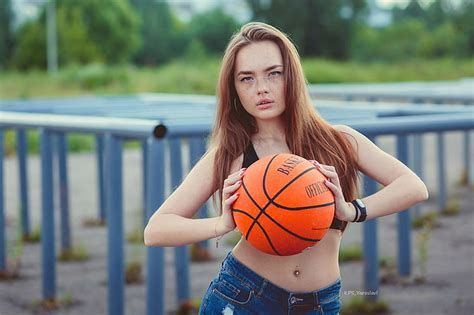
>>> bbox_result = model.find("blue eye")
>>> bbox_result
[269,71,282,77]
[240,76,254,82]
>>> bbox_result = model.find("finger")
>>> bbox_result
[223,180,242,195]
[225,168,246,185]
[324,179,344,199]
[224,192,239,206]
[315,166,340,185]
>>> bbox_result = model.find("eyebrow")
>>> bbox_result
[236,64,283,76]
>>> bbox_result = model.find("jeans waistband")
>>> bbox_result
[220,251,341,303]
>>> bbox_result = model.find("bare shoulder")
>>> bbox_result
[333,124,361,154]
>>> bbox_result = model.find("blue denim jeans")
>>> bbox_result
[199,252,341,315]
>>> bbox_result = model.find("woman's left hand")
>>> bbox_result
[309,160,356,222]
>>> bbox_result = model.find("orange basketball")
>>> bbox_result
[232,153,335,256]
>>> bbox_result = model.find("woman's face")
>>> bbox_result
[234,40,286,121]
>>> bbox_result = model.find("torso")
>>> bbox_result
[230,138,343,292]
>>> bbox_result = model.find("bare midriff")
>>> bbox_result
[232,229,342,292]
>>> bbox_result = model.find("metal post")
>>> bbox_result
[464,131,472,186]
[17,129,30,237]
[170,138,190,305]
[96,135,106,222]
[106,134,124,315]
[142,140,148,226]
[40,128,56,301]
[363,135,379,301]
[190,137,209,248]
[57,133,71,250]
[397,134,411,276]
[412,134,423,218]
[437,133,446,211]
[0,130,5,271]
[146,137,165,315]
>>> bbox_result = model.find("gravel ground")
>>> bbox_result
[0,131,473,315]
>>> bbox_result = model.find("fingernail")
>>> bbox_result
[236,180,242,185]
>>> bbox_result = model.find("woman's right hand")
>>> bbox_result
[216,168,246,236]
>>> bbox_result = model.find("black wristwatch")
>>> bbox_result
[351,199,367,222]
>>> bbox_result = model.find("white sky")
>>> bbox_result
[376,0,436,9]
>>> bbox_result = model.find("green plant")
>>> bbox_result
[416,220,432,282]
[411,211,438,229]
[341,297,390,314]
[125,261,143,284]
[23,224,41,243]
[441,198,460,216]
[57,246,90,262]
[339,244,363,262]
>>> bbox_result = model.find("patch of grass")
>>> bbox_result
[378,256,394,269]
[126,228,144,244]
[22,224,41,243]
[82,217,106,227]
[339,244,363,262]
[441,198,460,216]
[125,261,143,284]
[341,297,390,315]
[57,246,90,262]
[411,212,438,229]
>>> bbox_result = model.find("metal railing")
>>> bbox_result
[0,94,473,315]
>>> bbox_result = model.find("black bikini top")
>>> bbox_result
[241,143,347,232]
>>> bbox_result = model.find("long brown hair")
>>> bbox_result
[210,22,360,224]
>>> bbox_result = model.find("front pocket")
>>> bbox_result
[212,284,254,305]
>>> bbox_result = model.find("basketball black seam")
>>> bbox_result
[245,156,330,242]
[241,172,327,242]
[232,209,281,255]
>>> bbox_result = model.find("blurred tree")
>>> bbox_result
[246,0,367,59]
[131,0,187,65]
[0,0,14,69]
[11,19,46,70]
[392,0,424,22]
[188,8,240,54]
[63,0,141,64]
[11,0,141,70]
[451,0,474,57]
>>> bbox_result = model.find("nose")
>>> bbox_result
[256,77,269,95]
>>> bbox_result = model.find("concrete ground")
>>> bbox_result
[0,131,473,315]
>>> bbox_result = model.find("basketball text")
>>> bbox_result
[305,181,329,198]
[277,156,303,175]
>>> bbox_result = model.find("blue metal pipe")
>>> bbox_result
[146,137,166,315]
[106,134,124,315]
[96,135,106,222]
[362,136,379,300]
[397,135,411,276]
[40,128,56,300]
[142,140,148,226]
[16,129,30,237]
[190,137,210,249]
[464,132,472,185]
[0,130,5,271]
[437,133,447,211]
[169,138,191,306]
[57,133,71,250]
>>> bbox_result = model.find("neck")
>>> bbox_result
[253,117,286,142]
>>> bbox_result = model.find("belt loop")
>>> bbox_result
[257,279,267,297]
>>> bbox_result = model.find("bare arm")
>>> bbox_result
[335,125,429,220]
[144,147,243,247]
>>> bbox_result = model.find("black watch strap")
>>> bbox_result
[351,199,367,222]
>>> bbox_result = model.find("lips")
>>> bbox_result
[256,99,274,106]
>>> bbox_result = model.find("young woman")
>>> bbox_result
[144,22,428,314]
